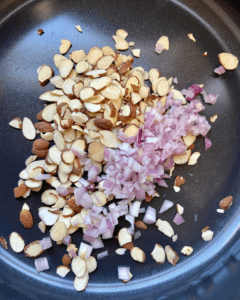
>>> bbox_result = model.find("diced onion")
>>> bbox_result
[34,257,49,273]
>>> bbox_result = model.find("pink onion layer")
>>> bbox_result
[40,237,52,250]
[118,266,131,281]
[214,66,226,75]
[34,257,49,273]
[173,212,185,225]
[205,137,212,150]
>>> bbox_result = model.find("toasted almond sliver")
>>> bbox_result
[174,150,191,164]
[188,151,201,165]
[74,271,89,292]
[9,117,22,129]
[75,25,82,32]
[87,47,103,65]
[156,219,174,237]
[201,230,214,241]
[156,36,169,50]
[118,228,132,246]
[22,117,36,140]
[132,49,141,58]
[183,133,196,147]
[218,53,238,70]
[188,33,196,42]
[181,246,193,256]
[100,130,121,148]
[130,247,146,263]
[112,35,129,51]
[116,29,128,39]
[151,244,165,264]
[59,39,71,55]
[165,245,179,266]
[9,232,25,253]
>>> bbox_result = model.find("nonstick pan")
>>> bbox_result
[1,0,240,299]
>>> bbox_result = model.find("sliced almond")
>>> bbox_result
[172,89,186,104]
[149,68,160,83]
[188,33,196,42]
[218,53,238,70]
[38,207,59,226]
[0,237,8,249]
[132,49,141,58]
[75,25,82,32]
[71,138,86,156]
[59,59,74,78]
[113,35,129,51]
[59,39,71,55]
[74,271,89,292]
[86,47,103,65]
[174,150,191,164]
[41,189,59,205]
[9,232,25,253]
[62,149,75,165]
[165,245,179,266]
[50,75,64,88]
[76,61,90,74]
[9,117,22,129]
[88,142,105,162]
[116,29,128,39]
[176,204,184,215]
[201,230,214,241]
[38,64,54,86]
[70,50,86,63]
[156,219,174,237]
[85,103,101,113]
[56,265,71,278]
[50,221,67,241]
[39,91,59,102]
[85,69,107,78]
[183,133,196,147]
[130,247,146,263]
[97,55,115,69]
[100,130,121,148]
[53,54,68,68]
[219,196,233,210]
[151,244,165,264]
[90,191,107,207]
[24,241,44,257]
[38,221,46,233]
[80,87,95,102]
[48,145,62,165]
[85,256,97,273]
[181,246,193,256]
[71,256,86,277]
[90,76,112,90]
[100,84,121,100]
[188,151,201,165]
[157,78,169,96]
[210,114,218,123]
[156,36,169,50]
[118,228,132,246]
[22,117,36,140]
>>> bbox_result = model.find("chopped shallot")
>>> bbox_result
[173,212,185,225]
[34,257,50,273]
[134,231,142,240]
[143,206,156,224]
[40,237,52,250]
[214,66,226,75]
[159,200,174,213]
[97,250,109,260]
[205,137,212,150]
[118,266,131,281]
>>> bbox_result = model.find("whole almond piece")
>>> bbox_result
[62,254,71,266]
[14,183,29,198]
[219,196,233,210]
[33,139,50,150]
[31,148,48,158]
[34,122,54,133]
[134,220,147,230]
[20,209,33,229]
[94,118,113,130]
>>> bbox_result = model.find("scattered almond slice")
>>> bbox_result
[0,237,8,249]
[37,29,44,35]
[9,232,25,253]
[156,219,174,237]
[118,228,132,247]
[22,117,36,140]
[130,247,146,263]
[183,133,196,147]
[174,150,191,164]
[188,33,196,42]
[219,196,233,210]
[188,151,201,165]
[74,271,89,292]
[132,49,141,58]
[86,47,103,65]
[151,244,165,264]
[9,117,22,129]
[181,246,193,256]
[57,265,71,278]
[60,39,72,55]
[100,130,121,148]
[201,230,214,241]
[75,25,82,33]
[112,35,129,51]
[176,204,184,215]
[156,36,169,50]
[210,114,218,123]
[218,52,238,70]
[38,65,54,86]
[165,245,179,266]
[116,29,128,39]
[24,241,44,257]
[72,256,86,277]
[59,59,74,78]
[129,42,134,47]
[38,207,59,226]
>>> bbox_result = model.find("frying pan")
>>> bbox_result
[0,0,240,299]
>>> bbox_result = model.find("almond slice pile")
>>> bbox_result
[8,26,224,293]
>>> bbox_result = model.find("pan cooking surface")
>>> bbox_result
[0,0,240,299]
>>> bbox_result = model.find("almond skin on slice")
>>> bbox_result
[33,139,50,150]
[14,183,29,198]
[62,254,72,266]
[20,209,33,229]
[118,228,132,247]
[0,237,8,249]
[130,247,146,263]
[59,59,74,78]
[219,196,233,210]
[38,64,54,86]
[134,220,147,230]
[9,232,25,253]
[94,118,113,130]
[165,245,179,266]
[9,117,22,129]
[31,148,48,158]
[34,122,54,133]
[24,241,44,257]
[22,117,36,140]
[67,198,82,213]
